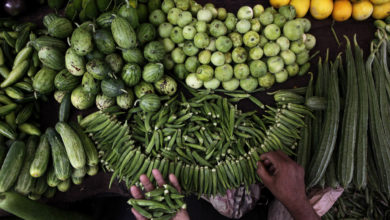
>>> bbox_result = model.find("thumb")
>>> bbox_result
[256,161,273,186]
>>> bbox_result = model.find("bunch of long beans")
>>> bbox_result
[78,91,311,196]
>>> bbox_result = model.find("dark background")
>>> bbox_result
[0,0,376,219]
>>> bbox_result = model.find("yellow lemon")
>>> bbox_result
[310,0,334,20]
[270,0,291,8]
[333,0,353,21]
[290,0,310,18]
[352,0,374,20]
[372,2,390,19]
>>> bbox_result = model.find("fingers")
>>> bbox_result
[140,174,154,192]
[260,151,283,167]
[169,173,182,193]
[153,169,166,187]
[130,186,144,199]
[256,161,273,186]
[131,208,147,220]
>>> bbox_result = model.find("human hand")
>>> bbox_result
[256,150,319,220]
[130,169,190,220]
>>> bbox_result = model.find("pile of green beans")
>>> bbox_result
[79,91,311,195]
[128,184,186,220]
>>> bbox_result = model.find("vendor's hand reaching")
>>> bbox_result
[256,150,320,220]
[130,169,190,220]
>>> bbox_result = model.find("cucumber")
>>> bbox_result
[65,48,86,76]
[0,143,6,168]
[69,122,98,166]
[72,166,87,178]
[43,187,56,198]
[72,176,83,185]
[59,93,71,122]
[96,12,115,28]
[30,135,50,178]
[33,67,57,95]
[54,69,81,91]
[14,136,38,195]
[93,29,116,54]
[46,166,61,187]
[71,27,93,56]
[55,122,86,169]
[38,46,65,71]
[30,36,68,52]
[31,175,48,196]
[48,17,73,39]
[87,165,98,176]
[101,78,125,97]
[0,192,91,220]
[0,121,16,139]
[15,103,34,124]
[0,141,26,192]
[57,179,71,192]
[46,128,71,181]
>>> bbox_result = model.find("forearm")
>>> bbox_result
[283,198,320,220]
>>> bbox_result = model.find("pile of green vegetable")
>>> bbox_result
[79,88,311,195]
[149,1,316,91]
[0,20,99,200]
[128,184,186,220]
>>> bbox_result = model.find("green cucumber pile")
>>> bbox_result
[128,184,186,220]
[79,90,311,195]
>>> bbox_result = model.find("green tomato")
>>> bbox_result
[267,56,284,74]
[253,4,264,18]
[204,78,221,89]
[190,0,202,15]
[183,41,199,56]
[198,50,211,64]
[170,26,184,44]
[264,42,280,57]
[259,11,274,25]
[265,7,278,15]
[204,3,218,18]
[236,19,251,34]
[161,38,175,52]
[217,8,227,20]
[215,64,233,82]
[167,8,182,25]
[163,54,174,70]
[250,60,267,77]
[304,34,316,50]
[209,20,227,37]
[158,23,173,38]
[186,73,203,89]
[251,18,261,32]
[296,18,311,32]
[205,38,216,51]
[149,9,166,26]
[175,0,190,10]
[240,77,258,92]
[243,31,260,48]
[274,69,289,83]
[296,50,309,65]
[258,36,268,47]
[283,20,304,41]
[280,50,296,65]
[229,32,243,47]
[222,78,240,91]
[185,56,200,72]
[211,51,225,66]
[274,14,287,28]
[264,24,281,40]
[279,5,296,20]
[195,20,207,33]
[194,32,210,48]
[177,11,193,27]
[232,47,248,64]
[237,6,254,20]
[225,13,238,31]
[298,63,310,76]
[276,36,290,51]
[161,0,175,13]
[225,52,232,64]
[174,63,189,79]
[183,25,197,40]
[286,63,299,77]
[290,40,306,54]
[216,36,233,53]
[196,64,214,81]
[171,47,186,63]
[234,63,250,79]
[249,46,264,60]
[258,73,275,88]
[197,8,213,22]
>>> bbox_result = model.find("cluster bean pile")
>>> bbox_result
[79,91,312,195]
[153,0,316,91]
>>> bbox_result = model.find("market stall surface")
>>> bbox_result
[0,0,376,219]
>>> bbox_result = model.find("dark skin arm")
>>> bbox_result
[256,150,320,220]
